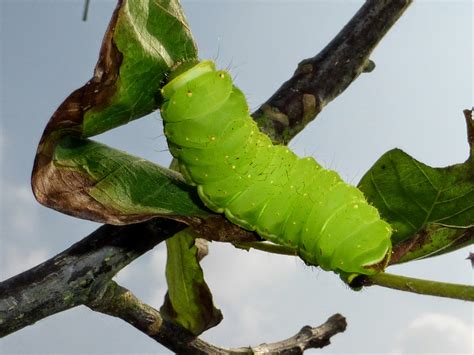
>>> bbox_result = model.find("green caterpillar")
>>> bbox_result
[161,60,392,277]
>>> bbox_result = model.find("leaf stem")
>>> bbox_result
[366,272,474,301]
[234,242,298,256]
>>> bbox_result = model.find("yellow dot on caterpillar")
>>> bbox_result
[194,157,199,161]
[225,155,229,159]
[247,174,252,178]
[219,73,225,79]
[185,137,189,141]
[290,185,294,189]
[251,202,256,207]
[292,221,296,225]
[303,193,308,197]
[270,180,274,184]
[353,204,359,209]
[232,165,236,169]
[285,149,289,153]
[276,212,281,216]
[210,136,216,141]
[187,90,192,97]
[204,173,208,177]
[305,228,309,232]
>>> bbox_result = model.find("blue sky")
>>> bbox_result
[1,1,472,354]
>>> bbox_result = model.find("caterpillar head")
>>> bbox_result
[161,61,234,122]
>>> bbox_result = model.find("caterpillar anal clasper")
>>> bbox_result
[161,60,392,277]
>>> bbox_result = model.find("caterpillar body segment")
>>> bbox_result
[161,60,392,276]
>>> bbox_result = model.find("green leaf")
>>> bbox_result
[36,0,197,144]
[51,136,209,222]
[32,0,198,220]
[395,224,473,264]
[359,148,474,245]
[82,0,197,137]
[161,229,222,335]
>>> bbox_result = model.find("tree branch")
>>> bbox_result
[87,281,347,354]
[0,218,185,337]
[0,226,346,353]
[252,0,412,144]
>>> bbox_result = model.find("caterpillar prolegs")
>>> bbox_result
[161,61,392,277]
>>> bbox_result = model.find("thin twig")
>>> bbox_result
[234,241,299,257]
[82,0,90,21]
[364,272,474,301]
[463,108,473,159]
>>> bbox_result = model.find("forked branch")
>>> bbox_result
[88,281,347,354]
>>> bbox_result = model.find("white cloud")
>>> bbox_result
[1,183,45,279]
[1,183,40,236]
[146,242,299,309]
[392,313,474,354]
[197,243,308,346]
[113,264,133,284]
[147,246,169,306]
[8,185,40,234]
[231,303,268,342]
[1,245,49,280]
[201,243,300,306]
